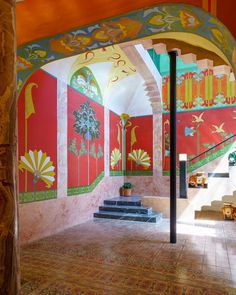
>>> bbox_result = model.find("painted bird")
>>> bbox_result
[212,123,225,134]
[192,112,204,123]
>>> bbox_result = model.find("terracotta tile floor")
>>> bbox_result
[21,219,236,294]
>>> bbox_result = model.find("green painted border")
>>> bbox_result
[124,170,153,176]
[110,171,124,176]
[17,3,236,93]
[110,170,153,176]
[187,142,235,172]
[162,170,179,176]
[68,171,104,196]
[19,190,57,204]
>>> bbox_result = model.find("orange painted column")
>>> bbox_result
[0,0,20,294]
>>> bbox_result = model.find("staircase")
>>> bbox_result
[94,196,162,223]
[195,191,236,220]
[194,167,236,220]
[185,137,236,220]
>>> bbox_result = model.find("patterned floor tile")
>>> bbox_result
[21,219,236,294]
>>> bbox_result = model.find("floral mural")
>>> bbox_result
[110,114,153,176]
[18,70,57,203]
[68,87,104,195]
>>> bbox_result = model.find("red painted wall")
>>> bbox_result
[126,116,153,171]
[68,87,104,188]
[163,106,236,170]
[18,69,57,192]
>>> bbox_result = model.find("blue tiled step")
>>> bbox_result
[104,196,142,207]
[94,211,162,223]
[99,205,152,215]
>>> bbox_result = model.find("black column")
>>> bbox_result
[168,51,177,244]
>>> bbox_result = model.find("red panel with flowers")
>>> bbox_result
[18,69,57,194]
[68,86,104,189]
[126,116,153,172]
[163,106,236,171]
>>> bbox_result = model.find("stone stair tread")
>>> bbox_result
[95,210,161,217]
[94,210,162,223]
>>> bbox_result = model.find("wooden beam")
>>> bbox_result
[0,0,20,293]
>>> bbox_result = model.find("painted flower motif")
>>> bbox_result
[179,10,200,28]
[50,33,92,54]
[128,149,151,169]
[94,18,142,42]
[19,150,55,188]
[111,148,121,169]
[120,113,130,121]
[149,14,165,26]
[17,56,32,71]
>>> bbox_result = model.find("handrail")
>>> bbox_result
[188,134,236,164]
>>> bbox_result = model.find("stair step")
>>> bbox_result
[104,196,142,207]
[99,205,152,215]
[195,210,223,220]
[211,200,224,210]
[223,195,236,206]
[208,172,229,178]
[94,211,162,223]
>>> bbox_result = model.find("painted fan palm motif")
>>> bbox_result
[128,149,151,170]
[19,150,55,188]
[110,148,121,170]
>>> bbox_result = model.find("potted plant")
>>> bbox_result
[120,182,134,197]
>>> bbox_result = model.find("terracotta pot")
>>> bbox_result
[120,188,132,197]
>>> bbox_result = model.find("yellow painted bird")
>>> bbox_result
[212,123,225,134]
[192,112,204,123]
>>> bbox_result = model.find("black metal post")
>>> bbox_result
[168,51,177,243]
[179,158,187,198]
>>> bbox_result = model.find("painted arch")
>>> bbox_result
[17,3,236,93]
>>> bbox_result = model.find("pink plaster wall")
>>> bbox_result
[19,176,123,244]
[125,175,171,197]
